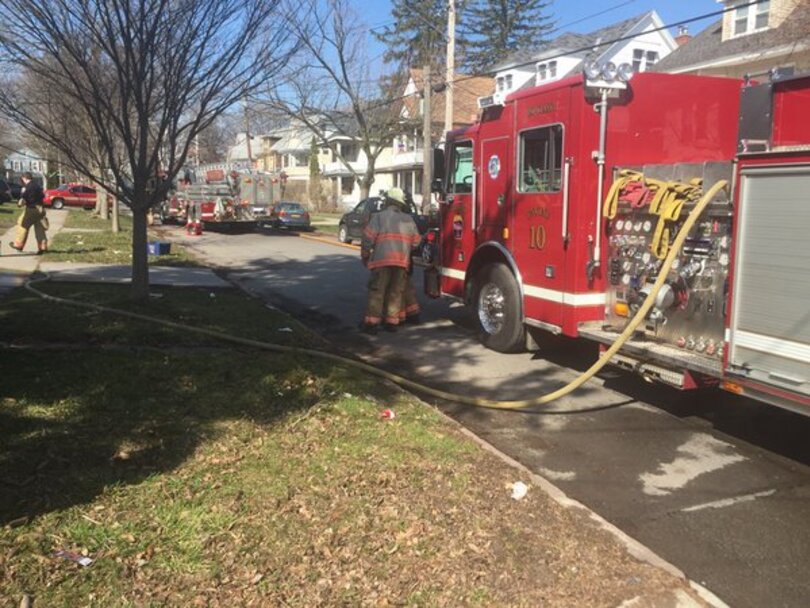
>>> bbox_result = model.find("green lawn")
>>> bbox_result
[0,281,684,606]
[0,204,18,232]
[48,210,198,266]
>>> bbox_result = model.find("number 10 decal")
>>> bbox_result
[529,225,546,249]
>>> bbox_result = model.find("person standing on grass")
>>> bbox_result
[9,172,48,254]
[360,187,421,334]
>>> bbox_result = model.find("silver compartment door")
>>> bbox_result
[729,164,810,398]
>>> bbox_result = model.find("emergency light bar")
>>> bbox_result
[478,94,502,109]
[583,60,634,91]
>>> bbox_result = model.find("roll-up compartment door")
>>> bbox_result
[728,164,810,398]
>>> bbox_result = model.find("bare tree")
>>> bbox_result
[0,0,297,298]
[263,0,410,201]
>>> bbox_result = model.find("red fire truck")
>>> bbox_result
[163,166,277,230]
[428,67,810,414]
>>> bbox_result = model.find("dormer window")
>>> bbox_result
[497,76,504,92]
[536,60,557,82]
[505,74,513,90]
[732,0,770,37]
[632,49,660,72]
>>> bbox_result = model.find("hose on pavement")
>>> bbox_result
[24,180,727,411]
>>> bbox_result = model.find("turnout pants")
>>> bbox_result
[364,266,407,326]
[14,205,48,251]
[399,273,420,322]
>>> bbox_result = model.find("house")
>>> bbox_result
[487,11,677,104]
[3,148,49,181]
[376,68,494,207]
[653,0,810,77]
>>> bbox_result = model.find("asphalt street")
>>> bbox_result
[178,225,810,608]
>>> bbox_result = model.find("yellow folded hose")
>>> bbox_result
[25,180,726,411]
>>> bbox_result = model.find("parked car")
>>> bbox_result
[338,196,429,244]
[43,183,98,209]
[0,179,22,204]
[268,201,311,231]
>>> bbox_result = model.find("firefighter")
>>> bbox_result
[9,172,48,254]
[360,187,421,334]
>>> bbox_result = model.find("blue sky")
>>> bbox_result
[360,0,724,63]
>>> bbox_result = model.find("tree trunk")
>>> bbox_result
[98,186,109,220]
[111,195,120,233]
[131,206,149,300]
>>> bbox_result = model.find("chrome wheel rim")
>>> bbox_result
[478,282,505,335]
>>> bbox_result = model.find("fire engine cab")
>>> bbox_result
[429,66,810,415]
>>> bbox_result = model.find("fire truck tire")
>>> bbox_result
[338,224,352,244]
[473,264,525,353]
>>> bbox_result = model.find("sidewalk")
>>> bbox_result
[0,209,70,296]
[0,209,229,295]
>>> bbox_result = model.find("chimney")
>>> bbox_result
[675,25,691,46]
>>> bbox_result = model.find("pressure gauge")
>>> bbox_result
[643,220,653,233]
[621,273,631,285]
[719,235,729,249]
[641,251,651,264]
[622,260,633,272]
[718,252,729,267]
[633,221,643,232]
[615,219,625,231]
[671,258,680,270]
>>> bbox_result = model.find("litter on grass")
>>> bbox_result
[54,550,93,567]
[380,409,396,420]
[511,481,529,500]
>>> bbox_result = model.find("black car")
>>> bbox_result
[338,196,429,244]
[0,179,23,204]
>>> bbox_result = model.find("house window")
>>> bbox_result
[340,143,359,162]
[519,124,563,193]
[632,49,644,71]
[414,169,423,195]
[548,61,557,78]
[497,76,504,92]
[733,0,769,37]
[645,51,659,67]
[505,74,513,90]
[341,176,354,195]
[537,63,547,81]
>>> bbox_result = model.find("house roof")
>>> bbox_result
[494,12,656,72]
[404,68,494,127]
[654,3,810,72]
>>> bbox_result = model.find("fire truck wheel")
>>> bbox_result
[338,224,352,244]
[473,264,525,353]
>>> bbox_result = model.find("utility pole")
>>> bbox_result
[421,63,432,213]
[444,0,456,138]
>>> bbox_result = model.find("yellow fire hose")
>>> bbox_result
[24,180,727,411]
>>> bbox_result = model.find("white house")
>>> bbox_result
[488,11,677,104]
[3,148,48,181]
